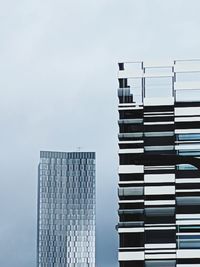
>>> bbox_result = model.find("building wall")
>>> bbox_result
[117,60,200,267]
[37,151,95,267]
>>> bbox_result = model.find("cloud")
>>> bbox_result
[1,0,200,266]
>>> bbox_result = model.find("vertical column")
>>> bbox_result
[143,100,176,267]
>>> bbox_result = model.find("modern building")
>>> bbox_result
[117,60,200,267]
[37,151,95,267]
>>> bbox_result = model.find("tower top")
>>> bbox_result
[118,59,200,103]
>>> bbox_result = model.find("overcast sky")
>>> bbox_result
[1,0,200,266]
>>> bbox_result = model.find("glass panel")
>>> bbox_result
[145,260,175,267]
[119,187,144,196]
[120,232,144,247]
[176,164,197,170]
[179,240,200,248]
[176,89,200,102]
[145,77,172,98]
[145,230,176,244]
[179,151,200,156]
[177,134,200,141]
[177,197,200,205]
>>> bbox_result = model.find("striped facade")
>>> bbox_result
[117,60,200,267]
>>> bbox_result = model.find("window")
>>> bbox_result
[120,232,144,247]
[145,260,175,267]
[120,261,144,267]
[145,230,176,244]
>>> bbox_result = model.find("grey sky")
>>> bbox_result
[0,0,200,266]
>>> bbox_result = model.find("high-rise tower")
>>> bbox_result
[117,60,200,267]
[37,151,95,267]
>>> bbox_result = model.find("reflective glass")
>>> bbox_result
[37,151,96,267]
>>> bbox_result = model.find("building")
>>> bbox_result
[117,60,200,267]
[37,151,95,267]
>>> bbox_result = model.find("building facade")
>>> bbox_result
[37,151,95,267]
[117,60,200,267]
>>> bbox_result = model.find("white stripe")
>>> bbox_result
[145,243,176,249]
[145,200,175,206]
[119,165,144,174]
[145,186,175,195]
[145,254,176,259]
[145,227,176,230]
[145,250,176,253]
[175,116,200,122]
[145,174,175,183]
[144,121,174,125]
[118,107,143,111]
[175,129,200,134]
[146,224,175,227]
[176,140,200,143]
[176,178,200,183]
[119,247,144,250]
[119,181,144,184]
[119,200,144,204]
[177,214,200,219]
[177,220,200,225]
[119,148,144,154]
[175,107,200,116]
[118,251,144,261]
[119,140,144,144]
[175,144,200,150]
[118,228,144,233]
[177,249,200,258]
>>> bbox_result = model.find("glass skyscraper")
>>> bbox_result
[117,60,200,267]
[37,151,95,267]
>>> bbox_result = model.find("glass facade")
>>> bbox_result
[37,151,95,267]
[117,60,200,267]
